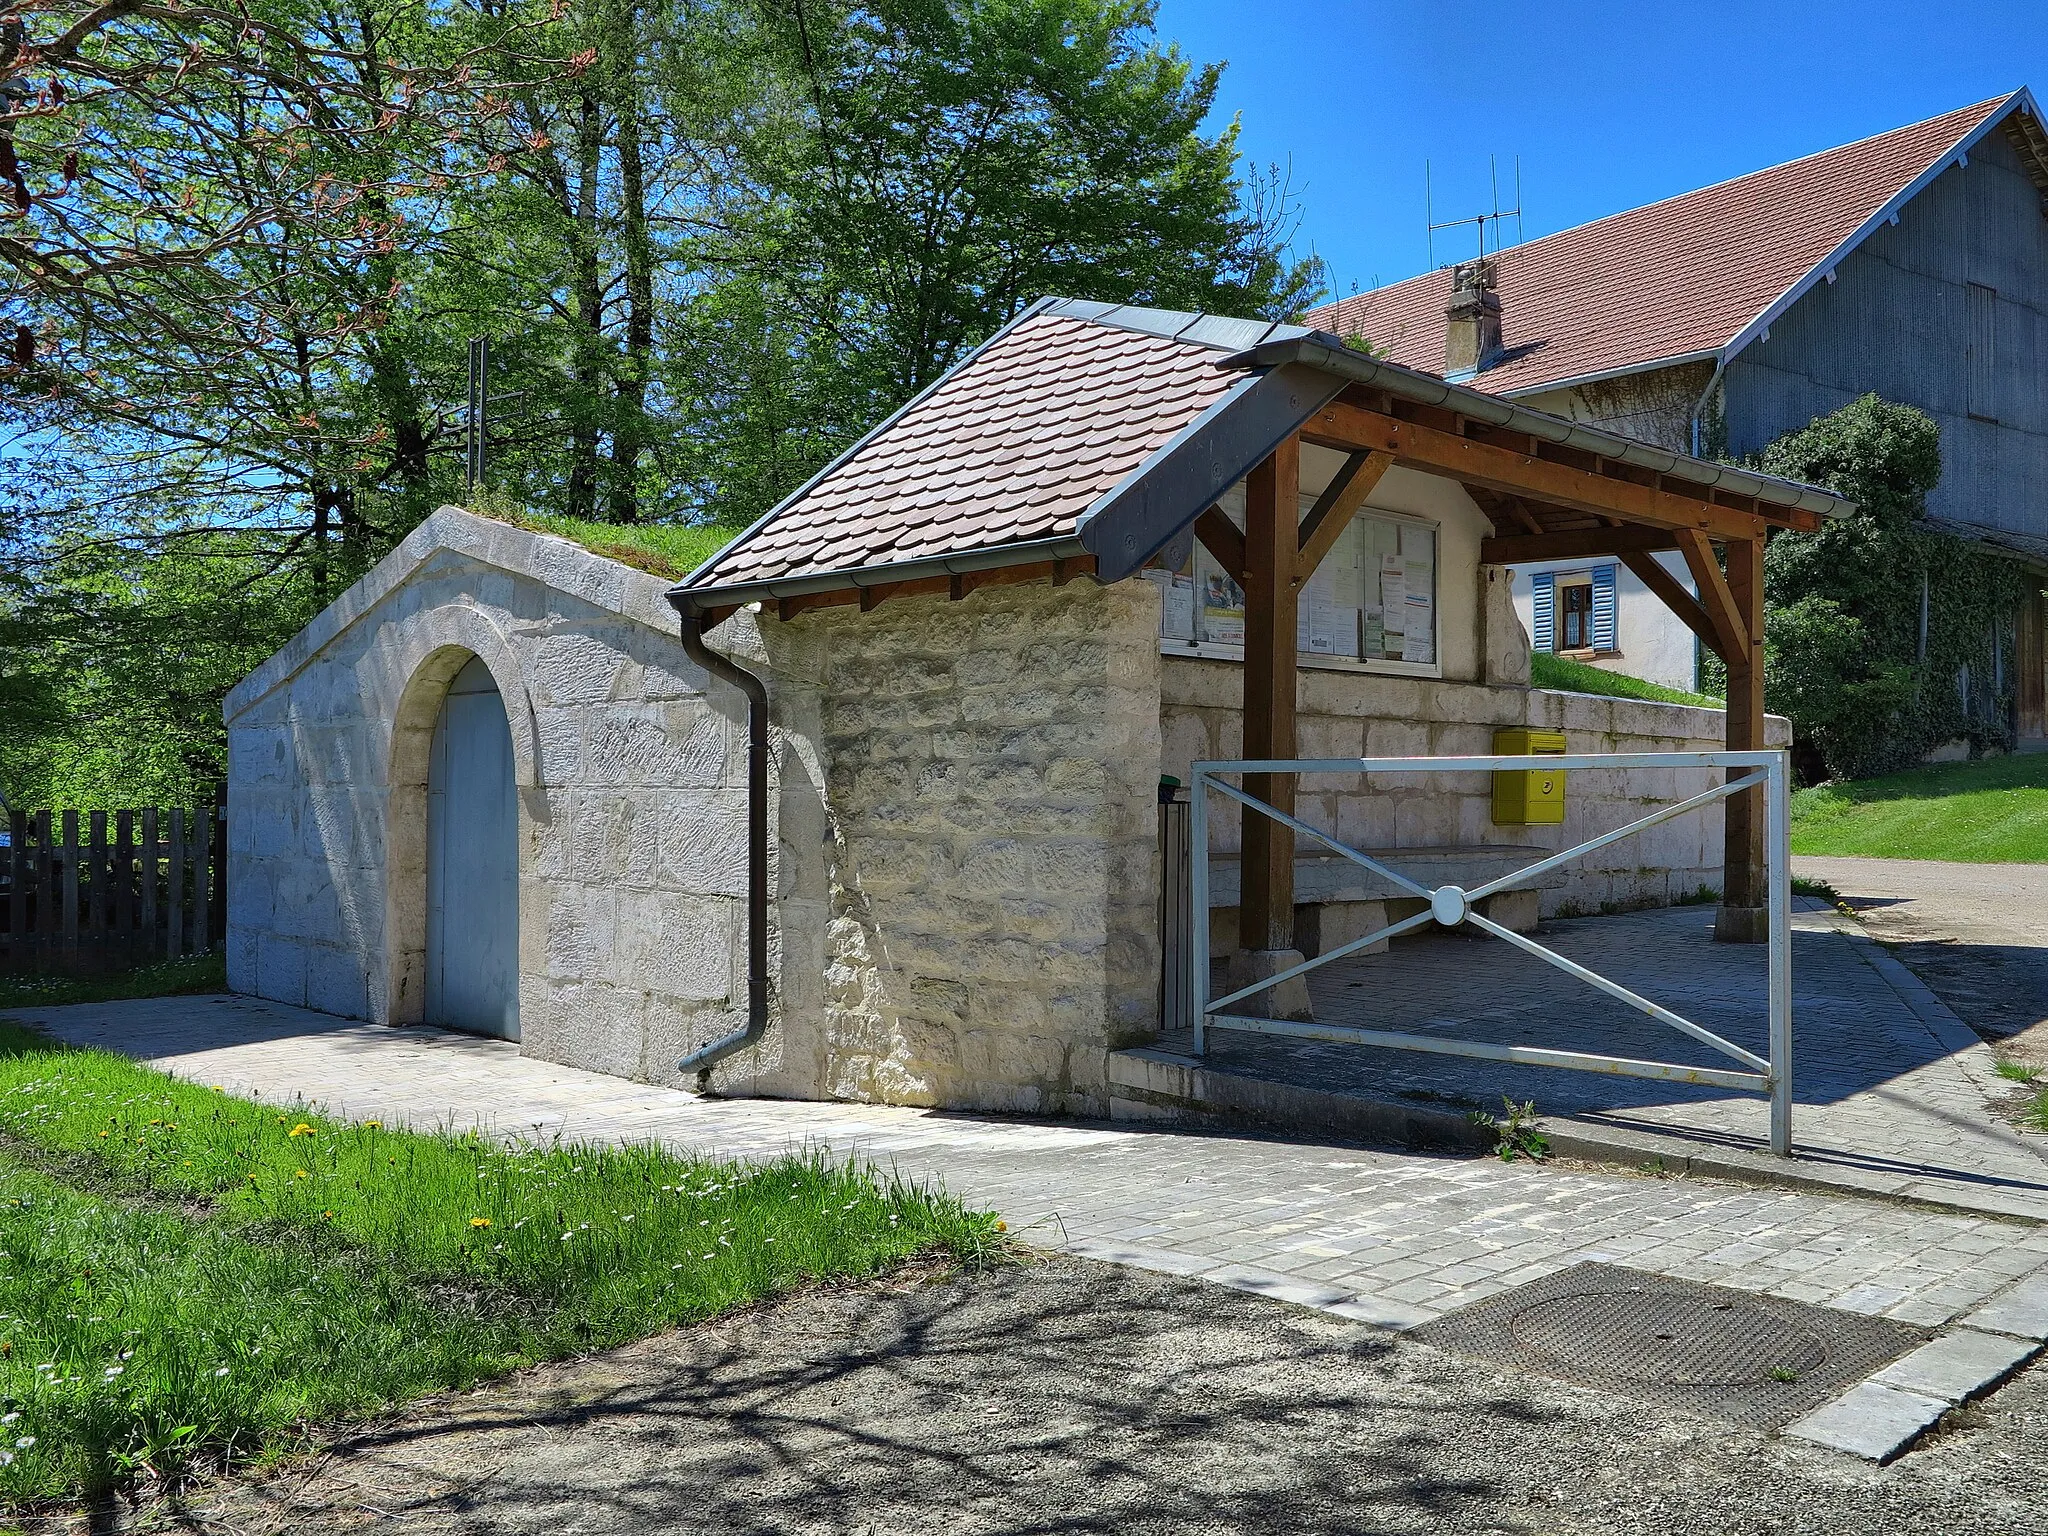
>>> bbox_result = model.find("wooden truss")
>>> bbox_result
[1231,384,1795,952]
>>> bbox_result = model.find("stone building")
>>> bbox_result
[225,299,1842,1116]
[1312,91,2048,707]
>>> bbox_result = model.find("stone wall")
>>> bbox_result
[226,507,1787,1111]
[226,511,1165,1115]
[224,509,751,1086]
[743,576,1164,1116]
[1160,656,1791,918]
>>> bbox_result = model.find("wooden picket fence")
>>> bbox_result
[1,794,227,974]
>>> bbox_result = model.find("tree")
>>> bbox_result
[667,0,1320,524]
[1740,395,2025,780]
[0,0,1323,805]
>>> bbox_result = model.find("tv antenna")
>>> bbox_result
[1426,155,1524,269]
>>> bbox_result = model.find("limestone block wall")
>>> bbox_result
[1161,657,1791,916]
[744,576,1164,1116]
[224,509,751,1085]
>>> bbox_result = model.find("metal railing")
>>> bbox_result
[1184,751,1794,1155]
[1158,784,1193,1039]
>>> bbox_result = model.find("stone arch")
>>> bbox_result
[381,603,540,1025]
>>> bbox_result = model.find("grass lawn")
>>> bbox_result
[0,1020,996,1509]
[1789,753,2048,862]
[1529,652,1723,710]
[0,954,225,1013]
[1994,1060,2048,1132]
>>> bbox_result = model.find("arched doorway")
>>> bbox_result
[425,654,520,1039]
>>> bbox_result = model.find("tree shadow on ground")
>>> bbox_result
[136,1260,1554,1536]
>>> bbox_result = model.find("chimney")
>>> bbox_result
[1444,258,1503,379]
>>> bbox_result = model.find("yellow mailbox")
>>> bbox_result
[1492,727,1567,825]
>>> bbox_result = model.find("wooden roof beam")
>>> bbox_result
[1480,526,1681,563]
[1304,399,1772,543]
[1674,528,1749,662]
[1295,450,1393,585]
[1618,550,1723,660]
[1195,504,1246,584]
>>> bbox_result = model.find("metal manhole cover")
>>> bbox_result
[1411,1262,1927,1429]
[1508,1291,1827,1386]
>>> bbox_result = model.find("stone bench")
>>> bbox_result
[1202,845,1566,957]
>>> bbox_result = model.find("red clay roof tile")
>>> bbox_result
[1306,97,2013,395]
[690,310,1244,589]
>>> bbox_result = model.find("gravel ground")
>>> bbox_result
[59,1255,2048,1536]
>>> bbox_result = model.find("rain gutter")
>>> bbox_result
[670,533,1091,615]
[669,594,770,1088]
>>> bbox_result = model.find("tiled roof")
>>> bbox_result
[1306,95,2023,395]
[677,298,1856,602]
[687,306,1258,589]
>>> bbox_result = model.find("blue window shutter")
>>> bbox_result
[1530,572,1555,653]
[1591,565,1617,651]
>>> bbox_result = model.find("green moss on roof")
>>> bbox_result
[468,495,742,581]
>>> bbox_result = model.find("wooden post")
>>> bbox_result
[88,809,108,958]
[1239,437,1301,957]
[61,809,79,963]
[212,783,228,949]
[5,811,22,968]
[115,809,134,967]
[140,808,159,960]
[34,810,51,969]
[193,805,212,958]
[167,808,186,961]
[1716,535,1768,943]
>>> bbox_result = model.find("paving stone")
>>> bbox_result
[1960,1273,2048,1341]
[17,993,2048,1357]
[1785,1380,1950,1463]
[1870,1328,2043,1404]
[1158,904,2048,1222]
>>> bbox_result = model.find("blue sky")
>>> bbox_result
[1155,0,2044,301]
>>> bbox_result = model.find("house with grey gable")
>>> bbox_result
[1314,90,2048,715]
[225,299,1837,1114]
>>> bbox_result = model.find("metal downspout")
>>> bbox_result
[671,598,769,1090]
[1689,355,1728,459]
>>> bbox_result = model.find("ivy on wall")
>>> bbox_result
[1703,395,2029,783]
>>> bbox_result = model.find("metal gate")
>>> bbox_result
[1180,751,1794,1154]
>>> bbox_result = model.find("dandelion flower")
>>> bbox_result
[361,1119,382,1130]
[995,1220,1007,1232]
[294,1169,311,1179]
[288,1124,315,1138]
[469,1217,492,1229]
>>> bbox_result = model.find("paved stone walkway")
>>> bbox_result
[1169,901,2048,1219]
[12,994,2048,1339]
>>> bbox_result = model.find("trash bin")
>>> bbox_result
[1491,727,1567,825]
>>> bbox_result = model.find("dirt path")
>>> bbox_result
[1794,855,2048,1066]
[59,1257,2048,1536]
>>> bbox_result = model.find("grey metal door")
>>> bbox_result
[426,655,520,1039]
